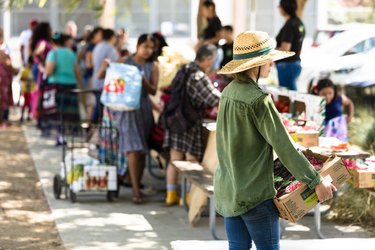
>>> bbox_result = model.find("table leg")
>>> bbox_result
[209,197,222,240]
[314,203,326,239]
[181,175,189,212]
[279,219,287,238]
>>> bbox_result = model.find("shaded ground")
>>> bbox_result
[0,125,64,250]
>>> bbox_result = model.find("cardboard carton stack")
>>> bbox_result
[344,157,375,188]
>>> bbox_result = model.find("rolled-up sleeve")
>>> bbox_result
[251,95,323,190]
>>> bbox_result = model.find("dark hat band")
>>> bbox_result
[233,46,273,60]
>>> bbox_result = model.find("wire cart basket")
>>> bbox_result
[52,89,119,203]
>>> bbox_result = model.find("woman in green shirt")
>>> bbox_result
[214,31,336,250]
[45,32,81,145]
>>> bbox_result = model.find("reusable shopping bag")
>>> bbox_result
[100,63,142,111]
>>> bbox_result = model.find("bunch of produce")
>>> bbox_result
[274,100,290,113]
[67,164,84,185]
[330,142,349,152]
[343,157,375,171]
[157,47,190,90]
[280,113,320,134]
[274,154,324,197]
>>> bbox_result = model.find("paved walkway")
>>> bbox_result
[22,124,375,250]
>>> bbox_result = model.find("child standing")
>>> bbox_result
[20,57,37,122]
[316,78,354,142]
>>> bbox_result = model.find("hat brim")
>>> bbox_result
[218,50,295,75]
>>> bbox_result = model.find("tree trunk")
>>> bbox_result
[297,0,308,19]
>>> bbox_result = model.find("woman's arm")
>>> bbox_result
[85,51,93,69]
[276,42,292,52]
[45,60,55,76]
[74,63,84,89]
[77,44,87,61]
[341,94,354,123]
[142,61,159,96]
[97,58,110,80]
[251,95,335,201]
[33,40,47,57]
[252,95,322,188]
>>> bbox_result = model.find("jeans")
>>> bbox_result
[224,199,280,250]
[276,61,302,91]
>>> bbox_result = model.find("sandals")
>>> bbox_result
[132,196,144,204]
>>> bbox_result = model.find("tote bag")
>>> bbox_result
[100,63,142,111]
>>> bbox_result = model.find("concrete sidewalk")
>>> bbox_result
[23,124,375,250]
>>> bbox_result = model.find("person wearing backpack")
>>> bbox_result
[163,44,221,205]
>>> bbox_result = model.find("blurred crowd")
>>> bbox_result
[0,0,235,204]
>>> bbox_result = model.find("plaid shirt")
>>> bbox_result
[164,64,221,159]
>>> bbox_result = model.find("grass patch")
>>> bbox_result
[328,186,375,234]
[348,105,375,153]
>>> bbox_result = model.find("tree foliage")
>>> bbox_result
[1,0,103,11]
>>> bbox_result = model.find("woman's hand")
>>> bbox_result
[101,58,111,69]
[152,101,164,113]
[315,179,337,203]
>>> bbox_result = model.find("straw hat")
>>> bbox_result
[218,31,295,75]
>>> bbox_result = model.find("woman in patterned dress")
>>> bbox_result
[117,34,159,204]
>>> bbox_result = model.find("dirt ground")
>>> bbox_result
[0,125,64,250]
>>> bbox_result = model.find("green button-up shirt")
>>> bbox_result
[214,79,323,217]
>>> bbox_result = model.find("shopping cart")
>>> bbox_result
[52,89,118,203]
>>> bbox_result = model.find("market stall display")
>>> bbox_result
[344,156,375,188]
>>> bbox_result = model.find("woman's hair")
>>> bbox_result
[195,43,217,62]
[279,0,297,18]
[233,70,251,83]
[203,0,216,10]
[51,32,66,46]
[88,27,103,43]
[152,32,168,57]
[31,22,52,51]
[102,28,115,41]
[233,66,262,83]
[203,0,216,16]
[223,25,233,33]
[136,33,156,62]
[316,78,337,98]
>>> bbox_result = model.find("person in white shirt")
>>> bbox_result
[19,19,38,66]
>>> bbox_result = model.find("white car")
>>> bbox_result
[297,26,375,93]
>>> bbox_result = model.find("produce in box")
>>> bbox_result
[274,154,323,197]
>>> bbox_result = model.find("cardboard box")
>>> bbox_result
[274,151,351,223]
[350,169,375,188]
[290,132,319,148]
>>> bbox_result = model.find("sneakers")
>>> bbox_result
[165,191,180,206]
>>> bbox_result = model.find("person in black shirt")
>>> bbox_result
[220,25,233,68]
[275,0,305,91]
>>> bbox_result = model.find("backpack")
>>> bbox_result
[161,63,202,133]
